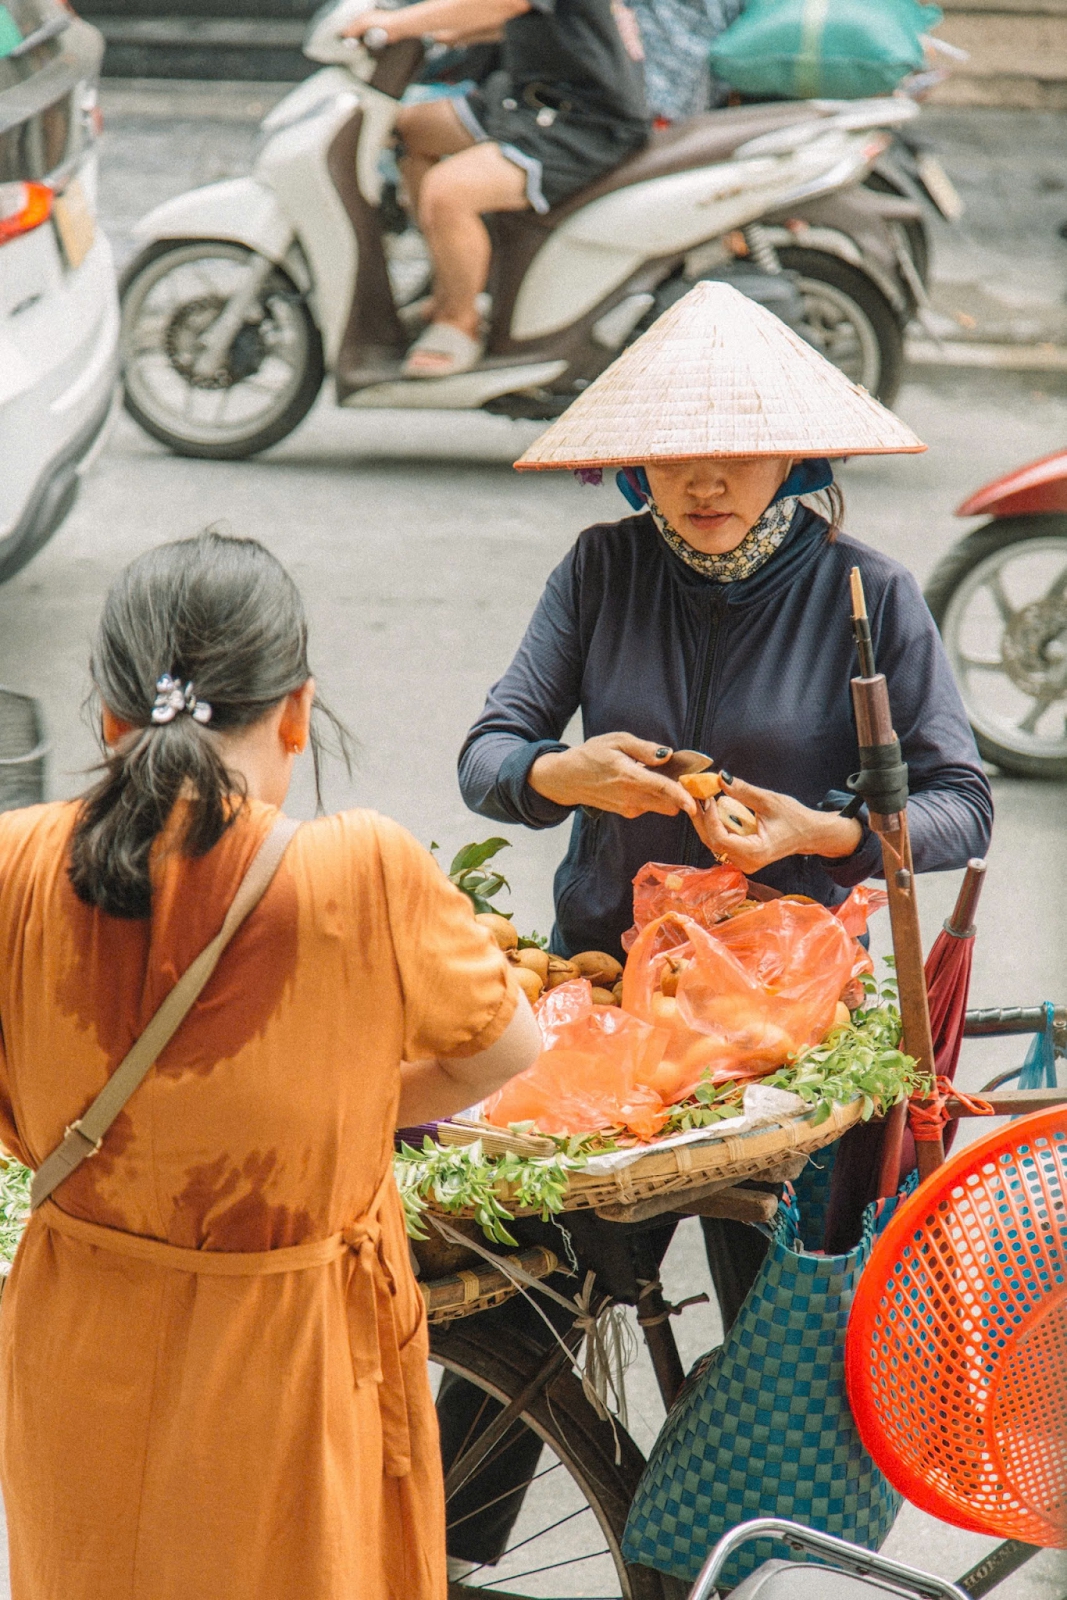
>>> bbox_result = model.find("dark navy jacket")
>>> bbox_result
[458,506,993,960]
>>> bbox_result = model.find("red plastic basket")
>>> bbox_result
[846,1107,1067,1547]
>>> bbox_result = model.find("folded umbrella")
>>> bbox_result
[924,859,986,1155]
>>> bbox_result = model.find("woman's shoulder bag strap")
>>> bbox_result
[29,815,302,1212]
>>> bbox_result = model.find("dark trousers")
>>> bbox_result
[439,1212,770,1564]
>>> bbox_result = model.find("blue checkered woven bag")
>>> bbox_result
[622,1181,908,1591]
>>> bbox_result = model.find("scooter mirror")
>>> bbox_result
[304,0,386,67]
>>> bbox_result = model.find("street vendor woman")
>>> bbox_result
[442,287,995,1578]
[459,281,992,958]
[0,530,541,1600]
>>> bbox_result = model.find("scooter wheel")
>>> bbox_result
[775,247,905,408]
[925,513,1067,779]
[120,240,325,460]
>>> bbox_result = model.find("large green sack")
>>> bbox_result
[710,0,943,101]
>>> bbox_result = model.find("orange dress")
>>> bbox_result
[0,799,517,1600]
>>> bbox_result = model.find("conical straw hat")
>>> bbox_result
[514,280,924,470]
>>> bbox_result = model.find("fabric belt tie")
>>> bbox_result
[341,1208,412,1477]
[38,1171,413,1478]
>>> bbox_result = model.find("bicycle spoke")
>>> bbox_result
[448,1390,495,1486]
[470,1546,614,1588]
[446,1461,563,1535]
[445,1341,574,1502]
[448,1419,542,1508]
[468,1502,596,1570]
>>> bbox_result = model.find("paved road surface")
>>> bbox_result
[0,87,1065,1599]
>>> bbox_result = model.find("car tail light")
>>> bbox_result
[0,181,53,246]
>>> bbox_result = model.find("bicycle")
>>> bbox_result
[425,1003,1066,1599]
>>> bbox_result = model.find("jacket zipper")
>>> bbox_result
[681,593,727,866]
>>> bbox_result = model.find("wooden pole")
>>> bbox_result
[849,570,941,1189]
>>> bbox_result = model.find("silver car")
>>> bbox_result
[0,0,117,585]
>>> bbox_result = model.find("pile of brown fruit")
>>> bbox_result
[475,913,623,1007]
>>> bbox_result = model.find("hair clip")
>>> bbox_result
[151,674,213,726]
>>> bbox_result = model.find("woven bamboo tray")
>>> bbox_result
[433,1099,864,1218]
[418,1244,558,1325]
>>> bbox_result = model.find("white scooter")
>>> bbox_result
[119,0,925,460]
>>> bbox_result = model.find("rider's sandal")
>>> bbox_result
[402,321,484,379]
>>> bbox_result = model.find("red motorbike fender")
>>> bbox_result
[764,187,922,315]
[955,450,1067,518]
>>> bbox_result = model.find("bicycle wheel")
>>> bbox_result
[429,1319,683,1599]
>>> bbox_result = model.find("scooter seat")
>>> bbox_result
[548,101,826,221]
[728,1559,923,1598]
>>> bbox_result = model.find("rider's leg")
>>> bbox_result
[418,141,528,332]
[394,98,474,218]
[408,141,529,371]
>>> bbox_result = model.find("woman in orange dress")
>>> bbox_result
[0,530,539,1600]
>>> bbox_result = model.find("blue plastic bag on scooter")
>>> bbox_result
[622,1180,911,1592]
[710,0,942,101]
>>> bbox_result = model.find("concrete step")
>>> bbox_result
[82,15,314,80]
[931,2,1067,108]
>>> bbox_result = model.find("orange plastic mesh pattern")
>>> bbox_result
[846,1108,1067,1547]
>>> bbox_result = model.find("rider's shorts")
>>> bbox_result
[455,71,649,214]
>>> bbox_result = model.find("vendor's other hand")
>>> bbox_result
[692,774,862,872]
[529,734,698,821]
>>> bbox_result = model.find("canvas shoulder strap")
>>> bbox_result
[30,814,302,1212]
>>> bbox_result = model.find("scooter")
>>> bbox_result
[118,0,927,462]
[925,449,1067,781]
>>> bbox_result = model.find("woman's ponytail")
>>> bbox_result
[69,530,348,919]
[69,716,242,919]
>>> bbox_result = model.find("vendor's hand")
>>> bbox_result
[691,774,862,873]
[528,734,699,821]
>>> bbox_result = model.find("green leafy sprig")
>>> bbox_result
[660,971,927,1135]
[0,1159,31,1266]
[764,974,930,1125]
[395,1132,607,1245]
[432,838,513,917]
[661,1077,745,1134]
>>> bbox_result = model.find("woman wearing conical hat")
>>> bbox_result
[444,283,992,1577]
[461,281,991,937]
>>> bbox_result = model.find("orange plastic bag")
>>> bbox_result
[621,861,748,950]
[832,883,888,940]
[484,980,670,1140]
[621,897,862,1103]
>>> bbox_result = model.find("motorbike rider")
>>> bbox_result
[344,0,650,377]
